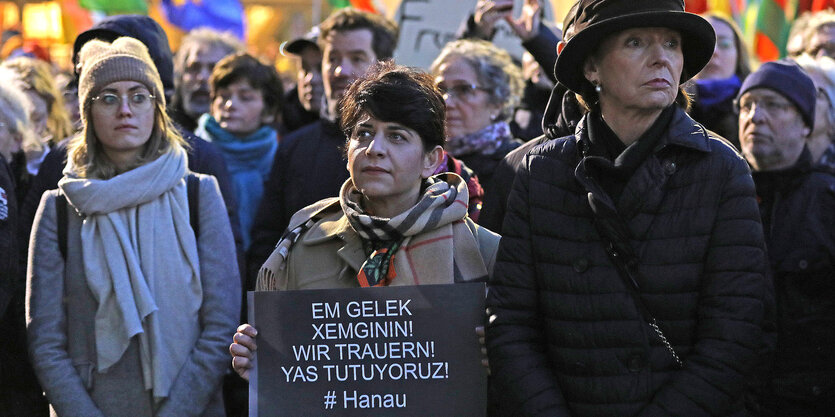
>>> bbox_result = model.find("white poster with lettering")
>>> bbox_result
[393,0,555,69]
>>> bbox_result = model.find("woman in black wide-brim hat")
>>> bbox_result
[485,1,770,416]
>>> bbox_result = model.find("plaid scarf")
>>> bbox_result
[340,173,485,286]
[446,121,514,157]
[257,173,489,290]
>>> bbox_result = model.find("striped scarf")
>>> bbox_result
[340,173,482,286]
[446,121,514,157]
[256,173,489,291]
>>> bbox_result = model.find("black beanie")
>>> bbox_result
[737,60,816,128]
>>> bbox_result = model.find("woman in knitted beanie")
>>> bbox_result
[27,36,240,417]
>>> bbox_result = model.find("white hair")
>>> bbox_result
[794,53,835,132]
[0,66,39,159]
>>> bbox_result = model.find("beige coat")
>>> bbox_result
[263,198,500,291]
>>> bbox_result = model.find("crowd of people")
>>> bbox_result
[0,0,834,415]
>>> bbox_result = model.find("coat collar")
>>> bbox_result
[301,210,365,273]
[574,106,709,220]
[575,105,713,155]
[657,106,712,153]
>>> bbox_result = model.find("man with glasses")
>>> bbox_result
[737,60,835,415]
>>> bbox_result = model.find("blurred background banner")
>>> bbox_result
[1,0,834,76]
[328,0,379,13]
[159,0,245,39]
[79,0,147,14]
[393,0,555,68]
[685,0,835,61]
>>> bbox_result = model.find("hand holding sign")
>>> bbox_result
[230,323,257,381]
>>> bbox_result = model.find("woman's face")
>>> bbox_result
[26,91,49,141]
[346,114,441,215]
[434,57,501,139]
[0,116,20,162]
[696,18,738,80]
[585,27,684,114]
[90,80,155,164]
[211,78,271,138]
[57,75,81,130]
[807,71,833,139]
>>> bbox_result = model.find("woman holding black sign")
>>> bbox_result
[485,1,770,416]
[230,61,500,380]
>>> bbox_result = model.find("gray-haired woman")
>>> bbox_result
[794,53,835,170]
[485,0,770,415]
[430,38,524,193]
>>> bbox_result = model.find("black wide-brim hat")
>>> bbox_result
[555,0,716,95]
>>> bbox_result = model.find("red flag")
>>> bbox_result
[811,0,835,10]
[350,0,378,13]
[60,0,94,44]
[686,0,709,13]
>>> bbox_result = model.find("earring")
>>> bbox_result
[490,113,498,121]
[594,81,602,93]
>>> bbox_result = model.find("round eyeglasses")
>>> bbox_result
[91,92,155,113]
[436,82,490,101]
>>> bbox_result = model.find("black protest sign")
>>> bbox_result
[248,283,487,417]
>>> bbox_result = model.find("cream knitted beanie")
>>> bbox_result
[77,36,163,125]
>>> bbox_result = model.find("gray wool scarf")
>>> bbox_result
[58,148,201,402]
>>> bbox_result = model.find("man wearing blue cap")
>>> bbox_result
[737,60,835,415]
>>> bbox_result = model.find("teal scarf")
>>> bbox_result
[197,114,277,249]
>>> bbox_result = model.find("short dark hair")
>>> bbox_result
[340,60,445,152]
[210,52,284,121]
[318,8,399,60]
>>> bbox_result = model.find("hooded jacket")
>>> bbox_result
[72,15,174,94]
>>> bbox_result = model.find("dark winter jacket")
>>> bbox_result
[478,135,548,232]
[689,91,740,150]
[753,150,835,413]
[0,156,17,323]
[510,81,550,141]
[457,139,522,197]
[247,119,349,283]
[480,87,582,232]
[486,106,769,416]
[282,86,320,135]
[1,153,47,416]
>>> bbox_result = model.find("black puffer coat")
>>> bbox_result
[486,107,769,416]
